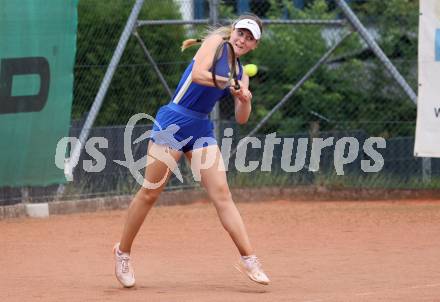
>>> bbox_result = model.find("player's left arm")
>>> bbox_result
[232,72,252,124]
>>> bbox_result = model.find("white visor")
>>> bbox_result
[234,19,261,40]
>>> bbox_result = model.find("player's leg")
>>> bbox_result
[114,141,182,287]
[186,144,253,255]
[186,145,269,285]
[119,141,182,252]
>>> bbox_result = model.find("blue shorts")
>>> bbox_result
[150,103,217,153]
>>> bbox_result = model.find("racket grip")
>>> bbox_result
[233,80,240,90]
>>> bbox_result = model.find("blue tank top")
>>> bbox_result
[170,44,243,114]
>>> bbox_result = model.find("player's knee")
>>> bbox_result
[138,188,160,206]
[210,184,232,205]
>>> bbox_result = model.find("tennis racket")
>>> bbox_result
[211,41,240,90]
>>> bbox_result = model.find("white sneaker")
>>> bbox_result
[113,243,135,288]
[235,255,270,285]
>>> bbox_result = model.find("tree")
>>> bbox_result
[74,0,418,138]
[237,0,418,137]
[74,0,190,125]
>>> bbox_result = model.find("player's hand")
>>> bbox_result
[230,84,252,103]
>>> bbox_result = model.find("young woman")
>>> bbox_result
[113,14,270,287]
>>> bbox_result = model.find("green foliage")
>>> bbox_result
[74,0,418,137]
[240,0,417,137]
[74,0,190,125]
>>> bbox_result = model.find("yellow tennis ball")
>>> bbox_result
[244,64,258,77]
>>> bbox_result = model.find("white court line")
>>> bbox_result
[408,282,440,289]
[302,282,440,302]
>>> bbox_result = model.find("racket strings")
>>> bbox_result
[212,42,240,90]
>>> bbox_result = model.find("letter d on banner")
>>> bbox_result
[414,0,440,157]
[0,0,77,187]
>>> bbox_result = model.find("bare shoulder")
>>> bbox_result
[201,34,223,50]
[194,34,224,62]
[200,34,224,49]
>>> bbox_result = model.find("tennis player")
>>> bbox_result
[113,13,270,287]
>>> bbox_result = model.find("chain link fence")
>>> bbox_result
[1,0,438,206]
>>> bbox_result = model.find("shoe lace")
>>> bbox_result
[119,255,130,274]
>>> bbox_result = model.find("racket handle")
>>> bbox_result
[233,80,240,90]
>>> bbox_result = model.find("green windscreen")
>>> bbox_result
[0,0,78,186]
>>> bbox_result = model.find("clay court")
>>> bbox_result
[2,199,440,302]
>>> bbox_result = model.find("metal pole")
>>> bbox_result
[422,157,432,183]
[209,0,221,140]
[136,19,346,27]
[335,0,417,105]
[335,0,430,181]
[133,30,173,98]
[231,31,353,156]
[64,0,146,181]
[137,19,210,26]
[260,19,346,26]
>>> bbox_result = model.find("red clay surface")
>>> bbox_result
[2,199,440,302]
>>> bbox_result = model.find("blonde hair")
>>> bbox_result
[181,13,263,51]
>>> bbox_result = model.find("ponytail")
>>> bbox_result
[181,25,233,52]
[181,38,203,51]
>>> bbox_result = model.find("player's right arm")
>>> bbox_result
[231,74,252,124]
[192,35,230,87]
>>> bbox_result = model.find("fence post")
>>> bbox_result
[422,158,432,184]
[335,0,417,105]
[64,0,146,181]
[209,0,222,140]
